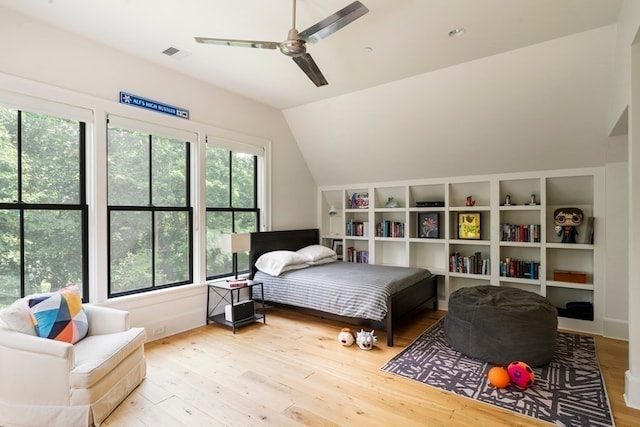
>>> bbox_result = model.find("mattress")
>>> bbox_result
[253,262,432,321]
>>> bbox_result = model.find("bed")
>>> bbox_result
[249,229,438,346]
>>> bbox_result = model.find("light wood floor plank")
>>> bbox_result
[105,307,640,426]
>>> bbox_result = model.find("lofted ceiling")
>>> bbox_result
[0,0,622,110]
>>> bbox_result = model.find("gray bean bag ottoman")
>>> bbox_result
[444,285,557,367]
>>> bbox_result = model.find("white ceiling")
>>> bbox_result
[0,0,622,110]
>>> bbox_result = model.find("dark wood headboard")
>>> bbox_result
[249,229,320,278]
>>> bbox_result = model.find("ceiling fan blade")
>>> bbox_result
[292,53,328,87]
[194,37,279,50]
[298,1,369,44]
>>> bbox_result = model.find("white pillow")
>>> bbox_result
[307,256,337,266]
[296,245,337,263]
[0,298,37,336]
[255,250,310,276]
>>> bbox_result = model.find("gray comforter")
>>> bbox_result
[253,262,431,321]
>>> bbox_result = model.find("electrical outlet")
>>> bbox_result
[152,326,165,336]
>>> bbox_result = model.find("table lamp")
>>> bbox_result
[220,232,251,279]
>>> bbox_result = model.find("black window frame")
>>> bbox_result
[0,109,89,302]
[205,148,260,281]
[107,129,193,298]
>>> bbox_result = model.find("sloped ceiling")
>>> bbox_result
[284,25,619,185]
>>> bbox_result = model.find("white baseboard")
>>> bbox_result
[624,370,640,409]
[603,317,629,340]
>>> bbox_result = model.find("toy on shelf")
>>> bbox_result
[553,207,584,243]
[465,196,476,206]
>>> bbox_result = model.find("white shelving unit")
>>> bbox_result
[318,167,604,334]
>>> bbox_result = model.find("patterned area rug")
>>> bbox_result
[381,319,614,426]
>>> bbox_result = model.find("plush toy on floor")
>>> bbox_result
[356,329,377,350]
[338,328,355,346]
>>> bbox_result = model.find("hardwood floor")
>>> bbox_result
[104,307,640,426]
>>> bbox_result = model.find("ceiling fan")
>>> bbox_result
[195,0,369,87]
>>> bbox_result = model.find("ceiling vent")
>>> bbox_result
[162,46,191,59]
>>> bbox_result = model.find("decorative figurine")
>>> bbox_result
[554,207,584,243]
[385,197,398,208]
[529,194,537,206]
[504,194,511,206]
[465,196,476,207]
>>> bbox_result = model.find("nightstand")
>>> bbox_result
[206,280,266,333]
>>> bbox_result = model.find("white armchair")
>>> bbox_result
[0,304,146,427]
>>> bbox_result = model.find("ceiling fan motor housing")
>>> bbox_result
[280,29,306,57]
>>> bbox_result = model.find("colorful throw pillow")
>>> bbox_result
[28,285,88,344]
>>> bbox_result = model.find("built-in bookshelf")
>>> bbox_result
[318,167,604,334]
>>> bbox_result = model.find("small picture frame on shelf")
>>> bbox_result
[458,212,481,239]
[418,212,439,238]
[332,240,343,259]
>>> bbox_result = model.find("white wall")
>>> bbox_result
[605,159,629,339]
[610,0,640,133]
[0,7,318,340]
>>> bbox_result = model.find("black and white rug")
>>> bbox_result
[381,319,614,427]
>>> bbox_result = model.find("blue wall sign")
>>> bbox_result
[119,92,189,120]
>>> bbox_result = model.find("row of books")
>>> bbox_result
[346,247,369,263]
[376,220,405,238]
[345,220,369,237]
[449,251,489,275]
[501,223,540,243]
[500,258,540,279]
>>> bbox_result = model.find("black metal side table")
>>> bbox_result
[206,280,266,333]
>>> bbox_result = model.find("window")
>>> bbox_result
[0,106,88,307]
[107,119,192,296]
[206,145,259,279]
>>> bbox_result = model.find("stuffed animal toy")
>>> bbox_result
[356,329,377,350]
[338,328,355,346]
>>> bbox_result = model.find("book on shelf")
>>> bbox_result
[375,220,404,238]
[449,251,489,275]
[500,258,540,279]
[346,247,368,263]
[500,223,540,243]
[346,219,369,237]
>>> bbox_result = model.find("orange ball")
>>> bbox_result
[487,366,511,388]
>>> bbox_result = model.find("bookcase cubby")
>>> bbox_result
[318,167,604,334]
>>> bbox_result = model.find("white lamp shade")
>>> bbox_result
[220,233,251,253]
